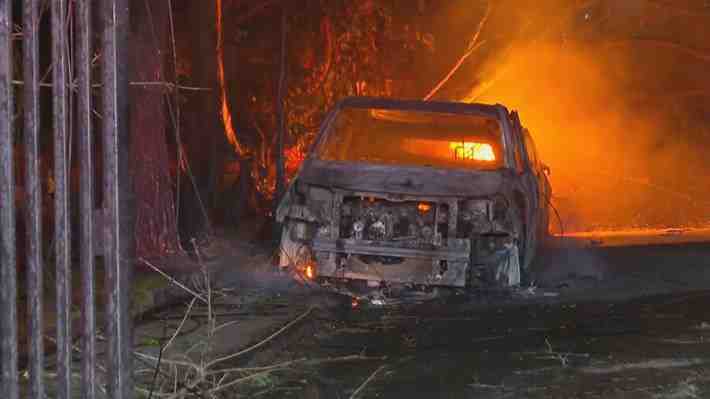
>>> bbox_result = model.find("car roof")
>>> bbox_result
[336,96,509,119]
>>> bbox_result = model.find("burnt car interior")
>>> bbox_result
[316,108,505,170]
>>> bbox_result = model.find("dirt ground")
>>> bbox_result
[126,226,710,398]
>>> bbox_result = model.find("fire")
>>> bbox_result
[216,0,246,156]
[304,264,315,280]
[417,202,432,213]
[253,169,276,201]
[250,143,308,202]
[284,144,306,175]
[449,142,495,161]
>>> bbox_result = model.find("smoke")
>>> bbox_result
[440,0,710,231]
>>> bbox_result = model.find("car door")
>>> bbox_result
[509,112,539,222]
[508,112,540,265]
[522,127,551,238]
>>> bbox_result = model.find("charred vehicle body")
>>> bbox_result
[277,97,551,290]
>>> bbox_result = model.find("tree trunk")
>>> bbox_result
[275,9,288,205]
[129,0,178,257]
[231,156,254,225]
[178,0,223,245]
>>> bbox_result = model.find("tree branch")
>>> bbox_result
[205,305,314,369]
[423,1,492,100]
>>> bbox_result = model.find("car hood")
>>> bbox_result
[298,159,508,197]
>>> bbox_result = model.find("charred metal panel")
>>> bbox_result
[337,257,469,287]
[334,96,505,118]
[448,200,459,238]
[312,238,470,261]
[299,160,506,197]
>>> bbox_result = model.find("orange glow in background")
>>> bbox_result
[464,42,710,232]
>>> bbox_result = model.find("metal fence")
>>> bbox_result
[1,1,133,398]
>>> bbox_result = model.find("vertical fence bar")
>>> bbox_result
[102,0,134,397]
[23,0,43,398]
[76,0,96,398]
[0,0,18,398]
[52,0,72,398]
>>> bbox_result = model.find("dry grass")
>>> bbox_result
[133,239,384,398]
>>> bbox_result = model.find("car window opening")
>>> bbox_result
[316,107,505,170]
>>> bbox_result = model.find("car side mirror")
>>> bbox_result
[541,164,551,176]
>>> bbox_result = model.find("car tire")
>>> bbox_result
[510,203,537,287]
[537,206,553,248]
[467,204,527,289]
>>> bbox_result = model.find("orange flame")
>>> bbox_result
[217,0,245,156]
[417,202,432,213]
[304,264,315,280]
[449,142,495,161]
[284,145,306,175]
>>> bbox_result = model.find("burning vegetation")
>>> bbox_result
[199,0,710,240]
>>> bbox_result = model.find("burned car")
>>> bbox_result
[277,97,551,290]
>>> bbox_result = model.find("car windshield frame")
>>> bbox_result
[311,100,510,171]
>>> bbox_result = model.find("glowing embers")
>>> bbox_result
[294,255,316,281]
[417,202,432,213]
[450,141,496,162]
[304,264,315,280]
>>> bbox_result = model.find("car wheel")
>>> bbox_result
[537,207,552,248]
[511,203,533,286]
